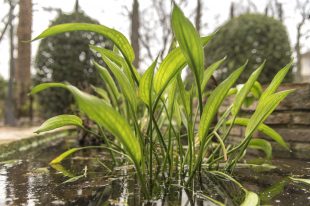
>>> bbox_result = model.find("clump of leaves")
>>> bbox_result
[31,4,293,204]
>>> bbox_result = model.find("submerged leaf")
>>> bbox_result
[62,174,85,184]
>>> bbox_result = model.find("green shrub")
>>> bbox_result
[34,10,111,118]
[31,5,293,204]
[203,13,292,84]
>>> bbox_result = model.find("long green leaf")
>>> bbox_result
[32,23,135,63]
[91,85,111,104]
[139,57,158,105]
[90,45,139,87]
[245,90,294,138]
[289,177,310,185]
[93,61,120,101]
[35,115,83,134]
[259,60,293,104]
[31,83,141,165]
[199,64,245,142]
[171,5,204,82]
[251,81,263,98]
[231,62,264,116]
[249,138,272,159]
[201,56,226,89]
[98,54,137,111]
[153,35,214,95]
[50,148,81,164]
[227,118,289,149]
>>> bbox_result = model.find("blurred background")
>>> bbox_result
[0,0,309,128]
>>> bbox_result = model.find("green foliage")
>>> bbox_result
[34,11,112,117]
[0,75,7,100]
[31,5,293,202]
[203,13,292,84]
[35,114,83,134]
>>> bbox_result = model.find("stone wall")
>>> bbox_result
[225,83,310,159]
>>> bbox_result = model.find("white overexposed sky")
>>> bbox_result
[0,0,309,79]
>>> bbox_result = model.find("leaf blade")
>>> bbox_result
[199,64,245,142]
[33,23,135,63]
[35,115,83,134]
[171,5,204,82]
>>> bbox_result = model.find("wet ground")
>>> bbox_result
[0,138,309,206]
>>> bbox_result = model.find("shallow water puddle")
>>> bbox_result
[0,139,309,205]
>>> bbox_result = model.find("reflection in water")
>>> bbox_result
[0,140,309,205]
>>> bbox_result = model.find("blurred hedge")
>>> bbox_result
[199,13,292,84]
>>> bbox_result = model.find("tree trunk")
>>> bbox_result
[230,2,235,19]
[295,20,304,82]
[130,0,140,69]
[16,0,32,117]
[195,0,202,33]
[4,1,16,126]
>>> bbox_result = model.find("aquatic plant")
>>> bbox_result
[31,4,293,205]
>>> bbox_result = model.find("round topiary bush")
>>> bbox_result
[34,11,111,117]
[204,13,292,84]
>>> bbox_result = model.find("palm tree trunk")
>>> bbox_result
[16,0,32,117]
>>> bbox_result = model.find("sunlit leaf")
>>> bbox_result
[32,23,135,63]
[258,60,293,105]
[201,56,226,89]
[245,90,294,138]
[97,54,137,111]
[35,115,83,134]
[251,81,263,98]
[154,35,214,95]
[289,177,310,185]
[90,45,139,87]
[139,57,158,105]
[227,117,289,149]
[92,61,120,102]
[91,85,111,104]
[199,64,245,142]
[231,62,264,116]
[50,148,81,164]
[31,83,142,166]
[172,5,204,83]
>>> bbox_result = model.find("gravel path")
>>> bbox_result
[0,126,39,144]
